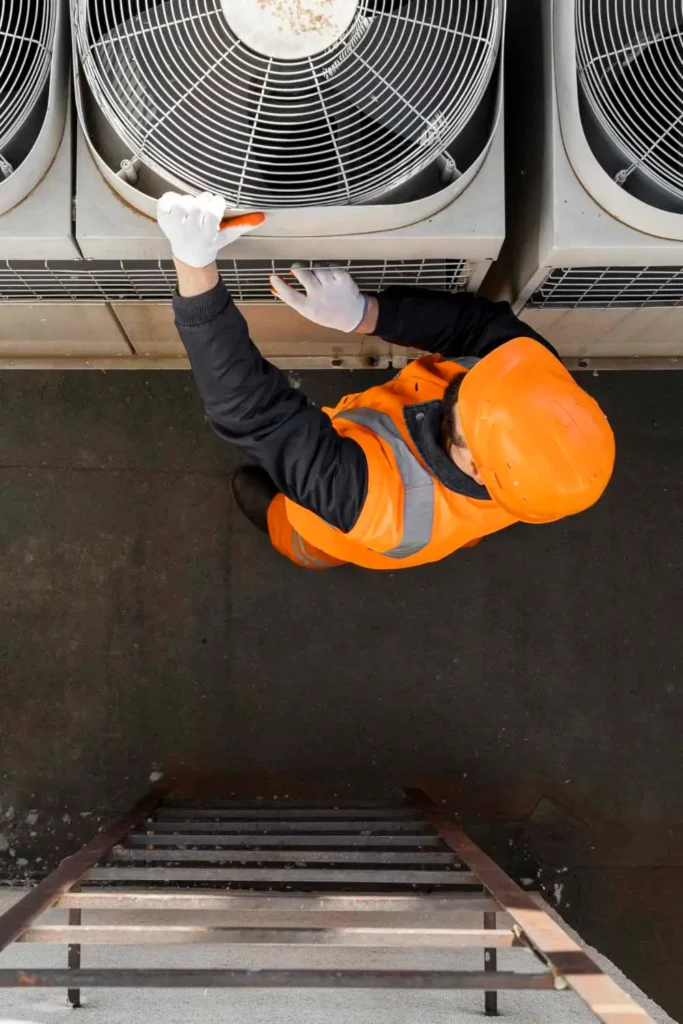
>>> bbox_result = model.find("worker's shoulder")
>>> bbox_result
[482,311,560,361]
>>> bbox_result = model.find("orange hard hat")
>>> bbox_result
[458,338,615,524]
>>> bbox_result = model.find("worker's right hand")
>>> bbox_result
[157,192,265,268]
[270,264,368,333]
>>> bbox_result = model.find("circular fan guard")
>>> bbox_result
[577,0,683,205]
[74,0,502,207]
[0,0,55,155]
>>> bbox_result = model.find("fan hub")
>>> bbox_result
[221,0,359,60]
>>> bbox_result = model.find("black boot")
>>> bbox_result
[231,465,278,533]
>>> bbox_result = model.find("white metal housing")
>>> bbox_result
[0,0,77,259]
[488,0,683,362]
[70,0,505,260]
[70,0,506,259]
[73,100,505,270]
[72,0,502,215]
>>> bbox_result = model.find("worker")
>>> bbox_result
[157,192,615,571]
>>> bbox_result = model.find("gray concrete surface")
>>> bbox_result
[0,890,674,1024]
[0,369,682,1017]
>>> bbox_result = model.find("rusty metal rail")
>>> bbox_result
[0,967,557,989]
[0,787,164,955]
[0,790,658,1022]
[408,789,657,1024]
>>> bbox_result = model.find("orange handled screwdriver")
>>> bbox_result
[219,211,266,230]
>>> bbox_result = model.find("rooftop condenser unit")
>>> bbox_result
[0,0,75,255]
[58,0,506,368]
[0,0,102,361]
[0,1,54,181]
[489,0,683,366]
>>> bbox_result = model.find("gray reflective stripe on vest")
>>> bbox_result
[292,530,329,569]
[335,408,434,560]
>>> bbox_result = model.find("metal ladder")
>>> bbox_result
[0,787,655,1023]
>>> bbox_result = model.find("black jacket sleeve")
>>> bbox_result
[373,286,558,360]
[173,280,367,533]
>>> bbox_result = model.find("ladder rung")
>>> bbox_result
[161,800,410,810]
[57,892,498,912]
[42,911,499,928]
[110,847,457,866]
[144,821,434,834]
[0,968,557,990]
[85,867,478,885]
[126,832,445,848]
[153,808,421,821]
[20,924,519,948]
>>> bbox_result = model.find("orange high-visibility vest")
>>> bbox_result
[283,355,519,570]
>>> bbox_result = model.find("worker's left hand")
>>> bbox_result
[157,191,265,267]
[270,264,368,333]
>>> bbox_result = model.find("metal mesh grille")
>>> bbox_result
[529,266,683,308]
[0,0,54,157]
[73,0,501,207]
[576,0,683,206]
[0,259,471,302]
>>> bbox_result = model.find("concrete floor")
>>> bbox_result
[0,369,682,1017]
[0,891,674,1024]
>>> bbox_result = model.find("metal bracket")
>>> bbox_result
[116,157,142,186]
[436,153,461,185]
[614,165,635,187]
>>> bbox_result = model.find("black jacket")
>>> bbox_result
[174,283,556,534]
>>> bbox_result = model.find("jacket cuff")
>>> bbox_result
[173,279,231,327]
[372,290,401,338]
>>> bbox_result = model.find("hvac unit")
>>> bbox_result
[0,0,71,250]
[488,0,683,366]
[0,0,129,359]
[41,0,505,368]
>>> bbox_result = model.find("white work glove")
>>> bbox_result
[270,263,368,333]
[157,191,264,267]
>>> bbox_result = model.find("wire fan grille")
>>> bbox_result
[0,0,55,155]
[576,0,683,205]
[0,259,471,301]
[74,0,501,207]
[530,266,683,308]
